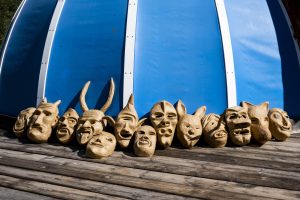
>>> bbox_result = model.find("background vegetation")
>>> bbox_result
[0,0,22,49]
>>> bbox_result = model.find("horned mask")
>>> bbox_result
[56,108,79,144]
[176,100,206,148]
[269,108,292,141]
[134,125,157,157]
[202,113,228,148]
[13,107,36,138]
[27,98,61,143]
[104,94,146,148]
[225,106,251,146]
[76,79,115,145]
[241,101,272,144]
[150,101,177,148]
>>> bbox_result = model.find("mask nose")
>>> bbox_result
[188,129,195,135]
[35,114,44,125]
[161,119,170,126]
[83,120,91,128]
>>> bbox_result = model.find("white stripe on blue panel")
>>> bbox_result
[37,0,65,106]
[123,0,138,107]
[215,0,237,107]
[0,0,27,74]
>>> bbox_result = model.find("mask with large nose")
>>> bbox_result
[268,108,292,141]
[27,98,61,143]
[241,101,272,144]
[150,101,178,148]
[76,79,115,145]
[176,100,206,148]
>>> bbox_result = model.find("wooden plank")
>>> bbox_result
[0,165,196,200]
[0,149,299,193]
[0,186,55,200]
[0,174,126,200]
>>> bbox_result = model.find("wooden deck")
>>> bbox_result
[0,128,299,200]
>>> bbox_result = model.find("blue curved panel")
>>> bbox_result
[134,0,227,117]
[46,0,128,116]
[224,0,284,109]
[0,0,57,116]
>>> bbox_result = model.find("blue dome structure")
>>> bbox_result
[0,0,299,119]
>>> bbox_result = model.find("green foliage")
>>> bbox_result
[0,0,22,49]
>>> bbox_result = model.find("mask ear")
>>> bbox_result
[241,101,253,109]
[102,116,115,127]
[137,118,147,128]
[260,101,269,111]
[194,106,206,119]
[176,100,187,119]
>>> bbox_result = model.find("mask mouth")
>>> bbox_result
[90,140,104,148]
[119,130,133,139]
[233,122,250,135]
[186,134,201,141]
[280,126,291,131]
[138,137,152,146]
[213,130,227,138]
[57,128,70,136]
[30,124,45,132]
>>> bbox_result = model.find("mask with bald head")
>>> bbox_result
[86,131,116,158]
[269,108,292,141]
[134,125,157,157]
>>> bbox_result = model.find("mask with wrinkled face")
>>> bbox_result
[134,125,156,157]
[56,108,79,144]
[86,131,116,158]
[27,99,61,143]
[241,101,272,144]
[225,106,251,146]
[202,114,228,148]
[76,110,105,145]
[176,100,206,148]
[150,101,177,148]
[13,107,35,138]
[269,108,292,141]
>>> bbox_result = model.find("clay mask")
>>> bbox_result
[27,98,61,143]
[112,94,146,148]
[176,100,206,148]
[241,101,272,144]
[13,107,35,138]
[56,108,79,144]
[86,131,116,158]
[202,113,228,148]
[225,106,251,146]
[134,125,156,157]
[269,108,292,141]
[76,79,115,145]
[150,101,177,148]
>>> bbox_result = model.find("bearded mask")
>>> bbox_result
[176,100,206,148]
[202,113,228,148]
[13,107,35,138]
[56,108,79,144]
[150,101,177,148]
[76,79,115,145]
[104,94,146,148]
[86,131,116,158]
[269,108,292,141]
[225,106,251,146]
[241,101,272,144]
[27,98,61,143]
[134,125,156,157]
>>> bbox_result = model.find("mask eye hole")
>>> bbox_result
[251,118,258,124]
[149,132,155,136]
[229,114,236,120]
[264,117,269,122]
[154,113,163,119]
[106,137,113,142]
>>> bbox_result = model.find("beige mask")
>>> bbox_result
[225,106,251,146]
[176,100,206,148]
[241,101,272,144]
[27,98,61,143]
[13,107,35,138]
[202,113,228,148]
[56,108,79,144]
[150,101,177,148]
[268,108,292,141]
[86,131,116,158]
[76,79,115,145]
[134,125,156,157]
[104,94,146,148]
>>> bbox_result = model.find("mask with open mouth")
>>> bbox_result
[268,108,292,141]
[86,131,116,158]
[225,106,251,146]
[202,113,228,148]
[150,101,178,148]
[56,108,79,144]
[134,125,156,157]
[75,79,115,145]
[176,100,206,148]
[241,101,272,144]
[13,107,35,138]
